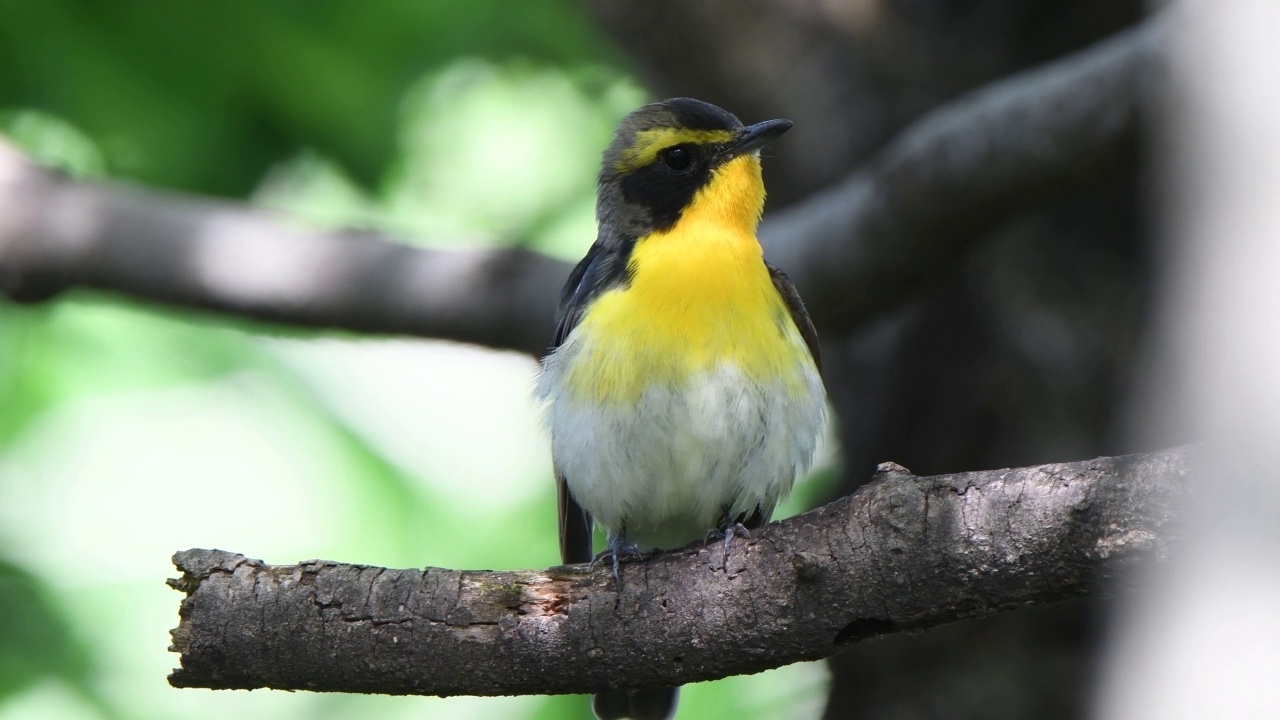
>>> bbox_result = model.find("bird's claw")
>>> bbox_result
[592,538,643,587]
[707,521,752,571]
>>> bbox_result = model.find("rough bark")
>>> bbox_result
[0,18,1160,354]
[168,447,1186,696]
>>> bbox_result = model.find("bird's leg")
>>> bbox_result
[709,508,753,571]
[721,521,752,569]
[592,532,643,586]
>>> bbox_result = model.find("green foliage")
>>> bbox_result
[0,560,123,720]
[0,4,838,718]
[0,560,86,698]
[0,0,621,195]
[0,299,250,446]
[0,109,105,177]
[531,693,596,720]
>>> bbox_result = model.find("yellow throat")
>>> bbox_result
[565,154,809,403]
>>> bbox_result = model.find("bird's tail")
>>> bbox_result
[593,687,679,720]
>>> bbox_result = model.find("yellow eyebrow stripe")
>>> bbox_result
[615,127,735,172]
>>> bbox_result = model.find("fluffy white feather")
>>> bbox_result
[539,333,825,551]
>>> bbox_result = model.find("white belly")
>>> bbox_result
[538,346,826,551]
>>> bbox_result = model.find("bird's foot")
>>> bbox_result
[592,537,646,587]
[706,521,752,571]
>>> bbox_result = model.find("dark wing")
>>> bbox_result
[551,244,600,350]
[549,244,607,565]
[766,262,821,372]
[557,468,593,565]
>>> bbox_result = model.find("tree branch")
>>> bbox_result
[168,446,1186,696]
[0,146,566,354]
[760,18,1161,332]
[1,18,1161,353]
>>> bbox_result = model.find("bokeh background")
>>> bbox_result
[0,1,1157,719]
[0,2,839,719]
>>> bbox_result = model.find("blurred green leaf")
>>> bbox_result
[0,559,87,699]
[0,298,258,447]
[256,58,644,257]
[0,4,831,717]
[530,694,595,720]
[0,0,624,196]
[0,109,105,176]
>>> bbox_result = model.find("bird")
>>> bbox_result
[536,97,826,720]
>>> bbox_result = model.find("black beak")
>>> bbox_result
[726,119,793,157]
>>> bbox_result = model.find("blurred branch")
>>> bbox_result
[760,18,1160,332]
[1,18,1160,352]
[0,141,566,355]
[169,447,1185,696]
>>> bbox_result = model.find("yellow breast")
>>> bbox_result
[564,156,813,403]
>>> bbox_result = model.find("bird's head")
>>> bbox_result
[596,97,792,240]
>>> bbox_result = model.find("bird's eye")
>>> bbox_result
[661,146,692,171]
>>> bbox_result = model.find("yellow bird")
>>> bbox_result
[537,98,826,720]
